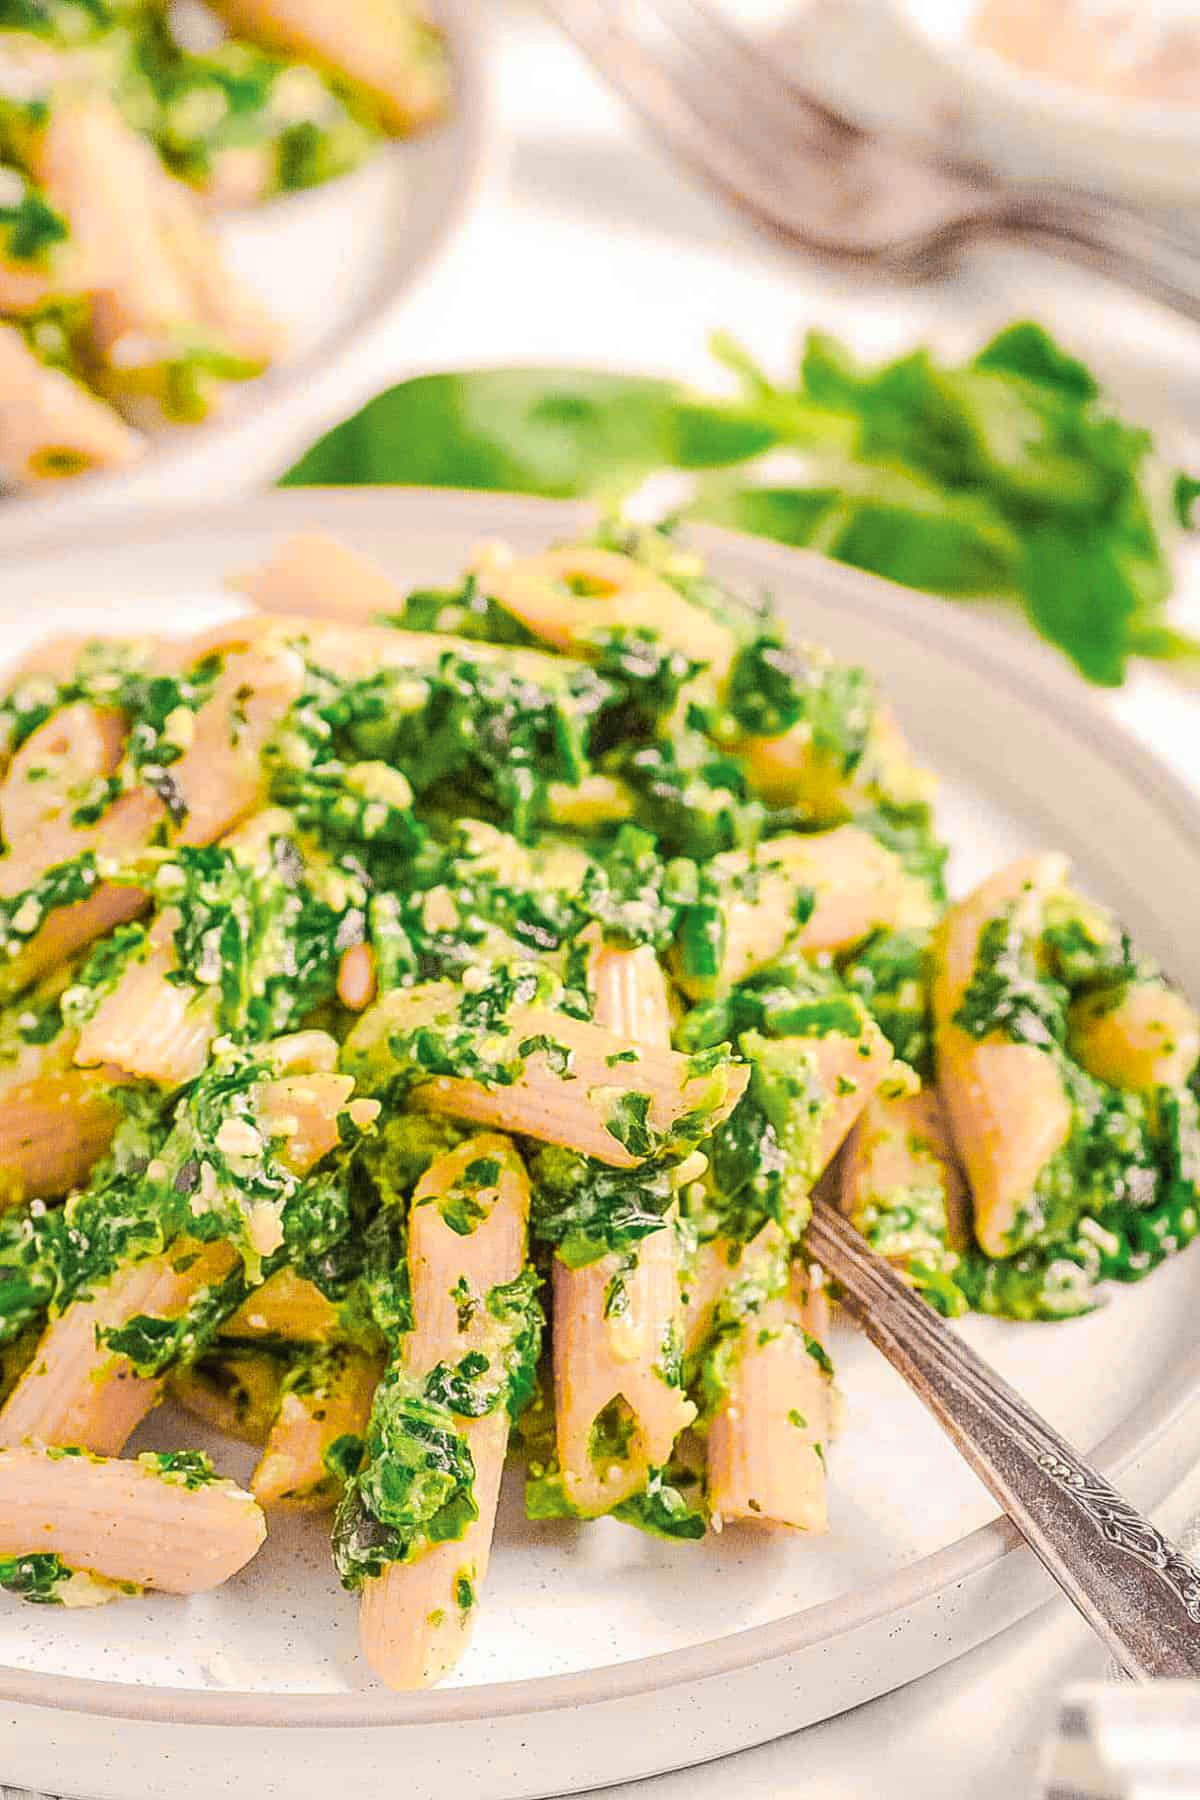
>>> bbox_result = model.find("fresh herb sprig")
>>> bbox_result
[282,322,1199,687]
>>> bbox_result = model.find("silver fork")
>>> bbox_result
[542,0,1200,322]
[806,1200,1200,1679]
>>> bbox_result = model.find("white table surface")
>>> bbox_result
[9,5,1200,1796]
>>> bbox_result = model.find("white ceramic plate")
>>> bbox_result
[0,0,489,540]
[888,0,1200,202]
[3,489,1200,1800]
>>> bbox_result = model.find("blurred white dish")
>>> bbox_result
[5,488,1200,1800]
[0,0,490,545]
[890,0,1200,202]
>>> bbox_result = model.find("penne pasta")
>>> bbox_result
[0,1444,265,1596]
[167,646,307,849]
[706,1249,834,1532]
[587,937,675,1049]
[221,1266,342,1345]
[0,1050,367,1454]
[0,1059,128,1207]
[7,522,1200,1682]
[839,1085,968,1309]
[0,642,307,1002]
[740,701,934,821]
[169,1347,288,1446]
[190,606,592,695]
[0,700,126,860]
[354,1135,532,1689]
[22,92,281,414]
[932,856,1074,1258]
[1068,980,1200,1096]
[237,532,404,622]
[674,825,936,1002]
[252,1347,381,1511]
[74,907,219,1088]
[207,0,451,135]
[473,545,739,679]
[553,939,696,1515]
[0,1239,240,1457]
[345,981,748,1168]
[688,1015,891,1527]
[0,322,145,487]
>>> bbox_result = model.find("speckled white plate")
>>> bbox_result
[3,489,1200,1800]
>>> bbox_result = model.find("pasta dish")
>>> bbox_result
[0,523,1195,1689]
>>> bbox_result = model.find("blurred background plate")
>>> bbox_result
[772,0,1200,205]
[4,488,1200,1800]
[0,0,492,553]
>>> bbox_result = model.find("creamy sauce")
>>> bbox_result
[973,0,1200,105]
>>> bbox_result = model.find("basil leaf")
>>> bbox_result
[281,370,776,497]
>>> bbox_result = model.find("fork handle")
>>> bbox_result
[993,189,1200,324]
[806,1202,1200,1679]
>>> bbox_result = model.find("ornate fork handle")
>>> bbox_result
[806,1202,1200,1679]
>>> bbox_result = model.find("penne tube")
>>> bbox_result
[0,634,161,702]
[749,1014,898,1187]
[0,1052,366,1454]
[74,907,219,1087]
[839,1086,968,1306]
[190,607,590,695]
[346,981,748,1168]
[0,322,145,487]
[740,703,933,819]
[552,1227,694,1517]
[553,939,695,1515]
[207,0,451,134]
[167,645,307,849]
[222,1266,342,1344]
[169,1348,287,1446]
[674,825,936,1002]
[0,782,155,907]
[0,873,149,1006]
[0,642,305,1002]
[24,92,281,413]
[355,1134,532,1690]
[76,805,334,1087]
[0,1061,129,1206]
[472,545,738,679]
[0,1444,265,1595]
[681,1237,740,1362]
[0,700,126,859]
[237,532,404,622]
[587,938,675,1048]
[705,1243,834,1532]
[0,1239,240,1456]
[933,856,1074,1258]
[358,1409,507,1687]
[1068,980,1200,1096]
[690,1019,890,1521]
[252,1347,381,1511]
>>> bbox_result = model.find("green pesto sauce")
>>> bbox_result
[333,1266,542,1587]
[137,1448,223,1490]
[0,1551,135,1606]
[0,171,67,263]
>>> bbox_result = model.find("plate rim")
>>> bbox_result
[2,485,1199,1728]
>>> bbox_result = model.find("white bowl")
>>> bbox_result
[890,0,1200,203]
